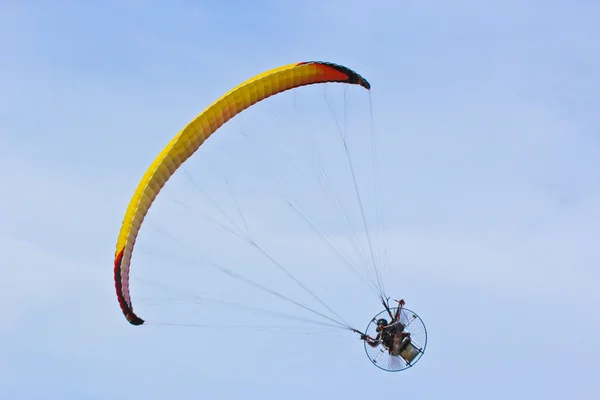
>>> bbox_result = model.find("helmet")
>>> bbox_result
[375,318,388,331]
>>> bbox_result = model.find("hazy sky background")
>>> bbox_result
[1,1,599,399]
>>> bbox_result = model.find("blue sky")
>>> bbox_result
[1,0,599,399]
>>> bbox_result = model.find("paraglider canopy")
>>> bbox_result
[113,61,371,326]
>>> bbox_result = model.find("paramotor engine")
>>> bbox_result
[361,304,427,372]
